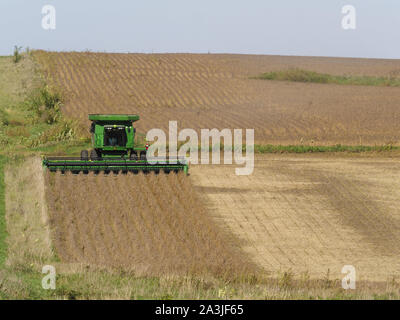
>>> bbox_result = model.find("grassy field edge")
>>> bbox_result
[0,156,7,267]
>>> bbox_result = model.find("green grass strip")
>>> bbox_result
[160,144,400,155]
[198,144,400,153]
[253,144,400,153]
[0,156,7,267]
[253,69,400,87]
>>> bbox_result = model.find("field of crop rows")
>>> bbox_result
[34,51,400,145]
[36,52,400,282]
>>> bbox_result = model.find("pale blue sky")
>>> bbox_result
[0,0,399,58]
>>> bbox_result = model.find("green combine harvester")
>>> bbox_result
[43,114,188,175]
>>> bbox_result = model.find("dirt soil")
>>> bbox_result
[34,51,400,145]
[190,154,400,281]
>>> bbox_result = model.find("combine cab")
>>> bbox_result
[43,114,188,175]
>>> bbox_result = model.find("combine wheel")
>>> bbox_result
[81,150,89,161]
[90,149,99,160]
[140,151,146,161]
[130,152,138,161]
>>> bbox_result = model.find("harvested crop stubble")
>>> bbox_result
[44,171,255,276]
[34,51,400,145]
[190,154,400,281]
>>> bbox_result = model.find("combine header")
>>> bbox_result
[43,114,188,175]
